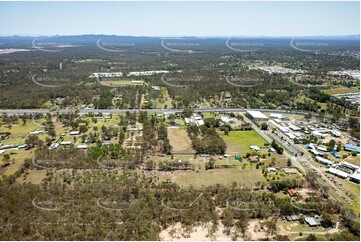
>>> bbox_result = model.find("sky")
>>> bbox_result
[0,1,359,37]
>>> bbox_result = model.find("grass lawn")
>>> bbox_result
[0,121,40,145]
[156,168,266,188]
[99,80,144,86]
[221,130,267,155]
[18,169,47,184]
[1,149,34,176]
[323,87,359,95]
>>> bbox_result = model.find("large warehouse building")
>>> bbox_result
[246,110,268,121]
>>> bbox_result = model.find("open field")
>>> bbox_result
[0,149,33,176]
[323,87,359,95]
[99,80,144,86]
[156,168,266,188]
[168,127,194,153]
[18,169,47,184]
[221,130,267,154]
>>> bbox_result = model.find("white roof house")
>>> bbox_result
[69,131,80,135]
[316,146,328,152]
[270,113,283,119]
[246,110,268,121]
[76,144,89,149]
[350,169,360,183]
[327,167,349,179]
[289,124,301,131]
[340,162,360,171]
[0,150,5,155]
[60,141,72,145]
[315,156,334,166]
[49,143,59,150]
[249,145,260,151]
[28,130,44,136]
[331,130,341,137]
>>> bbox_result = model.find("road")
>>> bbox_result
[243,114,307,174]
[0,108,310,116]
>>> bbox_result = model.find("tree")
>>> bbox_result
[287,158,292,167]
[261,122,268,130]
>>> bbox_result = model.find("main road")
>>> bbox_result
[0,107,309,116]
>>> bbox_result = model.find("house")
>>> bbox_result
[316,146,328,152]
[288,189,298,197]
[327,167,349,179]
[267,167,277,172]
[289,124,301,131]
[291,215,300,221]
[270,113,282,119]
[28,130,44,136]
[69,131,80,135]
[331,150,342,158]
[220,116,233,124]
[284,168,298,174]
[350,169,360,184]
[60,141,71,145]
[0,150,4,155]
[304,217,321,227]
[315,156,334,166]
[248,156,259,163]
[49,143,59,150]
[344,144,360,153]
[311,131,325,139]
[76,144,89,149]
[268,147,276,153]
[246,110,268,121]
[331,130,341,137]
[249,145,260,151]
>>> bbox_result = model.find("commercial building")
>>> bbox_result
[246,110,268,121]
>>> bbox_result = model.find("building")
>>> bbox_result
[267,167,277,172]
[344,144,360,153]
[311,131,325,139]
[315,156,334,166]
[284,168,298,174]
[331,150,342,158]
[246,110,268,121]
[49,143,59,150]
[69,131,80,135]
[340,162,359,171]
[288,189,298,197]
[331,130,341,137]
[349,169,360,184]
[248,156,259,163]
[270,113,283,119]
[28,130,44,136]
[0,150,4,155]
[220,116,233,124]
[60,141,71,146]
[327,167,349,179]
[316,146,328,152]
[249,145,260,151]
[289,124,301,131]
[76,144,89,149]
[304,217,321,227]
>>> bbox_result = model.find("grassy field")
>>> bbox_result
[323,87,359,95]
[157,168,266,188]
[221,130,267,155]
[0,149,34,176]
[99,80,144,86]
[18,169,47,184]
[167,127,194,153]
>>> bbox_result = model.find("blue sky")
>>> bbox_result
[0,1,359,36]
